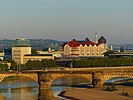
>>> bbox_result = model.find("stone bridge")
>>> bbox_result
[38,70,133,89]
[0,72,38,82]
[0,67,132,89]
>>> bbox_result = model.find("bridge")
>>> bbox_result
[0,67,132,89]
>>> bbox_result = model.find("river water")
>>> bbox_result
[0,86,69,100]
[0,77,89,100]
[0,77,131,100]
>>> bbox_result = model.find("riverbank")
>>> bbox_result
[58,85,133,100]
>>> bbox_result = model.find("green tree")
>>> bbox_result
[104,50,114,57]
[2,64,8,71]
[0,64,8,71]
[31,49,38,54]
[120,47,124,52]
[10,60,17,70]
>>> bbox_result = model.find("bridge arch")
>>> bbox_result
[51,75,91,86]
[0,73,38,83]
[95,72,133,87]
[38,71,92,89]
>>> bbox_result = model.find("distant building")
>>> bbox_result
[12,38,31,64]
[4,48,12,60]
[23,54,54,63]
[12,38,30,47]
[62,35,108,57]
[109,51,133,58]
[0,51,4,61]
[37,48,62,58]
[12,38,56,64]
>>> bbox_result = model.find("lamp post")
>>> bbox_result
[16,63,19,73]
[17,63,21,73]
[19,63,21,72]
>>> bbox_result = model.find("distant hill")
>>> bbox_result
[0,39,64,50]
[29,39,64,50]
[0,39,133,50]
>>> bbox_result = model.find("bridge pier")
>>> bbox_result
[38,72,52,89]
[92,72,102,88]
[93,80,103,88]
[38,88,56,100]
[38,80,52,89]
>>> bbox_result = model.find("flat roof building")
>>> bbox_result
[12,38,30,47]
[23,54,54,64]
[12,38,31,64]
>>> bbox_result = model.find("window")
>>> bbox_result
[13,50,21,53]
[13,54,21,56]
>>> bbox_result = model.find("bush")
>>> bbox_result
[121,92,129,96]
[111,85,117,91]
[106,87,111,91]
[105,85,117,92]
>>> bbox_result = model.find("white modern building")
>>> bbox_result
[12,38,31,64]
[12,38,55,64]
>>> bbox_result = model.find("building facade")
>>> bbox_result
[0,51,4,61]
[12,38,55,64]
[63,36,108,57]
[12,38,31,64]
[23,54,54,63]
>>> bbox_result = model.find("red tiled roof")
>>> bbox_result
[67,39,80,47]
[64,38,99,47]
[95,43,99,46]
[86,40,95,46]
[86,41,99,46]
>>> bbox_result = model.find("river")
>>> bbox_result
[0,77,131,100]
[0,77,90,100]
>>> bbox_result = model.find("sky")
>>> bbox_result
[0,0,133,44]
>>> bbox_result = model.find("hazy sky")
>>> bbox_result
[0,0,133,44]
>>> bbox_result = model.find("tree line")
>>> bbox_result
[2,57,133,71]
[0,63,8,71]
[10,59,57,70]
[72,58,133,68]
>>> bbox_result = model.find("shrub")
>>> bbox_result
[121,92,129,96]
[106,87,111,91]
[111,85,117,91]
[105,85,117,92]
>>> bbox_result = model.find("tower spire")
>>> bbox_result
[95,32,98,43]
[111,45,113,50]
